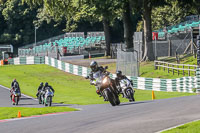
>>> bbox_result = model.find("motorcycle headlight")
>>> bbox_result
[102,77,108,84]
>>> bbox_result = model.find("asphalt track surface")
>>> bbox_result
[0,85,42,107]
[1,86,200,133]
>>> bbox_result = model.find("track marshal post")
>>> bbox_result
[152,90,155,100]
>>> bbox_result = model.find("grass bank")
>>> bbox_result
[0,64,195,105]
[103,55,197,79]
[162,120,200,133]
[0,107,78,120]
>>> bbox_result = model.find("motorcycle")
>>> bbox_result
[119,78,135,102]
[11,88,21,105]
[43,88,54,106]
[86,67,120,106]
[37,90,43,104]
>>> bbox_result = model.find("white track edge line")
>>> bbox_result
[156,119,200,133]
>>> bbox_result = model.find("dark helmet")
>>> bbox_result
[40,82,43,86]
[116,70,122,77]
[45,82,48,86]
[90,61,98,72]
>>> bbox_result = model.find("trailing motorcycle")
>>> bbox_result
[119,78,135,102]
[86,67,120,106]
[42,88,54,106]
[10,88,21,105]
[37,90,43,104]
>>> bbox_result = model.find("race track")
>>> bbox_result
[0,85,43,107]
[1,86,200,133]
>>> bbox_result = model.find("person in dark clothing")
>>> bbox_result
[41,82,55,100]
[89,61,105,76]
[89,61,106,95]
[89,61,119,98]
[115,70,133,96]
[10,79,21,98]
[11,79,19,89]
[36,82,44,97]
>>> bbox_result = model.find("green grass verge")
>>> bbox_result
[0,64,195,105]
[162,120,200,133]
[0,107,78,120]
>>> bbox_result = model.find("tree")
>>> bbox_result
[151,0,198,30]
[130,0,168,61]
[122,0,134,49]
[0,0,38,46]
[23,0,137,55]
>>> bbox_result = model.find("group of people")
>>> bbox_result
[36,82,55,102]
[89,61,133,98]
[10,79,54,103]
[10,61,131,104]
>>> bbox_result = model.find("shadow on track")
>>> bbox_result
[17,103,39,106]
[119,101,153,106]
[51,103,73,107]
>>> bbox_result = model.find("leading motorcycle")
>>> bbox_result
[86,67,120,106]
[10,88,20,105]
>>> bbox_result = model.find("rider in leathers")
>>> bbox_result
[10,79,21,98]
[115,70,134,97]
[89,61,119,100]
[36,82,44,97]
[41,82,55,101]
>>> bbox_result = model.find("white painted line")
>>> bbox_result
[156,119,200,133]
[0,84,38,101]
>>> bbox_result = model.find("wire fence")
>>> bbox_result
[116,48,139,77]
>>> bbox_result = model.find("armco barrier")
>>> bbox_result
[45,56,90,77]
[4,56,199,93]
[7,56,45,65]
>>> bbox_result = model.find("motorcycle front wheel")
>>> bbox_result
[38,95,42,104]
[127,89,135,102]
[104,89,116,106]
[48,96,52,107]
[16,96,19,105]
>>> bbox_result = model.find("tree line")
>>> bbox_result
[0,0,199,60]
